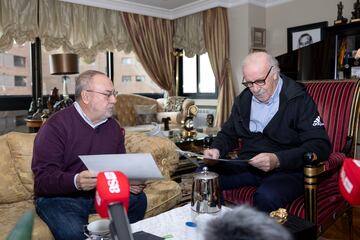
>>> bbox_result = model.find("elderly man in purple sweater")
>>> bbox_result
[32,70,147,240]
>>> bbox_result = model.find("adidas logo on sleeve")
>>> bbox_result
[312,116,324,127]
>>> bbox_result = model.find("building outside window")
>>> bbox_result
[14,55,26,67]
[0,42,31,96]
[135,75,145,82]
[121,57,134,65]
[0,43,31,133]
[122,75,132,82]
[113,50,163,95]
[14,76,27,87]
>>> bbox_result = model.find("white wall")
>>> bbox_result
[228,4,266,95]
[228,0,354,94]
[228,4,250,95]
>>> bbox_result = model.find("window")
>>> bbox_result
[14,56,26,67]
[113,50,163,95]
[180,52,217,98]
[136,75,145,82]
[0,42,31,96]
[14,76,27,86]
[41,47,107,96]
[122,75,131,82]
[121,57,133,65]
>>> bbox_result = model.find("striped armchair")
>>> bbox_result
[223,79,360,235]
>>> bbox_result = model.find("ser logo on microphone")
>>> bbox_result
[104,172,121,193]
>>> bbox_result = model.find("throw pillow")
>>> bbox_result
[134,104,157,125]
[164,96,186,112]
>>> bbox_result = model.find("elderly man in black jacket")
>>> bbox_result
[204,52,331,212]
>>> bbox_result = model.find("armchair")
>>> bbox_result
[113,94,195,127]
[223,79,360,235]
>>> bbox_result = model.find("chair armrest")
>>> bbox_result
[125,132,179,178]
[303,152,322,166]
[303,152,326,224]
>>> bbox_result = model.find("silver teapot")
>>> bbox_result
[191,167,221,214]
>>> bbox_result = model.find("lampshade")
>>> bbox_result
[49,53,79,75]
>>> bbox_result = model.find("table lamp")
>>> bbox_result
[49,53,79,108]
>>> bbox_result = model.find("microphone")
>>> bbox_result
[95,171,134,240]
[339,158,360,205]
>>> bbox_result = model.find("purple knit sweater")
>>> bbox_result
[31,105,125,198]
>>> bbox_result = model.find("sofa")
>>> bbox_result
[0,131,182,239]
[114,94,195,127]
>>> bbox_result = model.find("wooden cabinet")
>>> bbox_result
[277,21,360,80]
[329,22,360,79]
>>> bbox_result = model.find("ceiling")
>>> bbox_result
[63,0,292,19]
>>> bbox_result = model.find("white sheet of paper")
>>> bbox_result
[79,153,163,181]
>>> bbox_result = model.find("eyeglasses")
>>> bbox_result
[242,66,273,88]
[86,89,118,98]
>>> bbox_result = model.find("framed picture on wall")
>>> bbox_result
[250,47,267,53]
[287,21,328,52]
[252,27,266,48]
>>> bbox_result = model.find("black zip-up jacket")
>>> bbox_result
[212,75,331,171]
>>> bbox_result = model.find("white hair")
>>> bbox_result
[202,205,293,240]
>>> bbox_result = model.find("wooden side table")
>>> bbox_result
[24,119,43,133]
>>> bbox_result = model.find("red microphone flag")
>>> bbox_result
[339,158,360,205]
[95,171,130,218]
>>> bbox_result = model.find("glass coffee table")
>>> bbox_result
[131,203,229,240]
[131,203,316,240]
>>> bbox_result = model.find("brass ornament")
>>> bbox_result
[270,208,288,224]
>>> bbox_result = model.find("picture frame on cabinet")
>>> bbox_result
[287,21,328,52]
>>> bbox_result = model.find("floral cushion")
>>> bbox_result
[164,97,186,112]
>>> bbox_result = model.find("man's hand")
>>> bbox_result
[248,153,279,172]
[130,184,146,194]
[76,170,97,191]
[203,148,220,165]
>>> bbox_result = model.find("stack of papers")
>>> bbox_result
[79,153,163,181]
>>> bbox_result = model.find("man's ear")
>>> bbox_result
[81,91,90,104]
[273,72,279,81]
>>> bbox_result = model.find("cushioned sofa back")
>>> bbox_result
[114,94,160,126]
[125,132,179,177]
[0,132,36,204]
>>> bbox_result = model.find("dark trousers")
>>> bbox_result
[35,192,147,240]
[202,162,304,213]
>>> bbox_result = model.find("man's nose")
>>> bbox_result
[109,94,117,104]
[251,84,261,93]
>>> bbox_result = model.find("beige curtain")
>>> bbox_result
[0,0,39,51]
[121,12,175,94]
[173,12,206,58]
[39,0,132,63]
[203,7,235,128]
